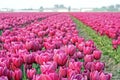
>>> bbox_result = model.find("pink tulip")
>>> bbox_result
[93,50,102,60]
[90,71,100,80]
[76,51,84,59]
[83,47,93,55]
[67,68,79,79]
[84,54,94,62]
[71,36,78,43]
[35,73,59,80]
[13,69,22,80]
[71,74,87,80]
[35,52,53,65]
[23,53,35,64]
[65,44,76,56]
[84,62,93,70]
[77,42,85,51]
[92,62,105,72]
[0,76,8,80]
[100,72,112,80]
[85,40,94,47]
[53,50,68,66]
[12,57,23,68]
[59,66,67,78]
[27,68,36,79]
[41,61,57,74]
[69,61,82,73]
[61,78,68,80]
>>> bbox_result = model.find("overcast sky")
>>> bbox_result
[0,0,120,9]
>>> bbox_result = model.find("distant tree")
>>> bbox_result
[92,8,99,11]
[116,4,120,8]
[59,5,65,8]
[54,4,59,9]
[92,4,120,12]
[68,6,71,12]
[107,5,115,11]
[40,6,44,12]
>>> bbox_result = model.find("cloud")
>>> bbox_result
[0,0,120,9]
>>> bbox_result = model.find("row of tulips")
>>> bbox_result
[71,12,120,49]
[0,13,112,80]
[0,12,57,30]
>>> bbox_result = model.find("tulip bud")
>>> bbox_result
[59,66,67,78]
[71,74,87,80]
[100,72,112,80]
[76,51,84,59]
[35,52,53,65]
[90,71,100,80]
[41,61,57,74]
[27,68,36,79]
[69,61,82,73]
[65,44,76,56]
[0,76,8,80]
[84,55,94,62]
[36,73,59,80]
[61,78,68,80]
[85,40,94,47]
[93,50,102,60]
[53,50,68,66]
[83,47,93,55]
[71,36,78,43]
[77,42,85,51]
[23,53,35,64]
[67,69,79,79]
[13,69,22,80]
[12,57,23,68]
[94,62,105,72]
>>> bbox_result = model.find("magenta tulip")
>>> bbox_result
[90,71,100,80]
[53,50,68,66]
[65,44,76,56]
[59,66,67,78]
[84,54,94,62]
[27,68,36,79]
[41,61,57,74]
[13,69,22,80]
[93,50,102,60]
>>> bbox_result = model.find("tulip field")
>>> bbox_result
[0,12,120,80]
[72,12,120,49]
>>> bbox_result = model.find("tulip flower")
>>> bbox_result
[12,57,23,68]
[76,51,84,59]
[35,52,53,65]
[93,50,102,60]
[59,66,67,78]
[0,13,112,80]
[34,73,59,80]
[40,61,57,74]
[22,53,35,64]
[83,47,93,55]
[92,62,105,72]
[90,71,100,80]
[71,74,87,80]
[84,54,94,62]
[100,72,112,80]
[67,68,79,79]
[77,42,85,51]
[13,69,22,80]
[69,61,82,73]
[0,76,8,80]
[53,49,68,66]
[65,44,76,56]
[27,68,36,79]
